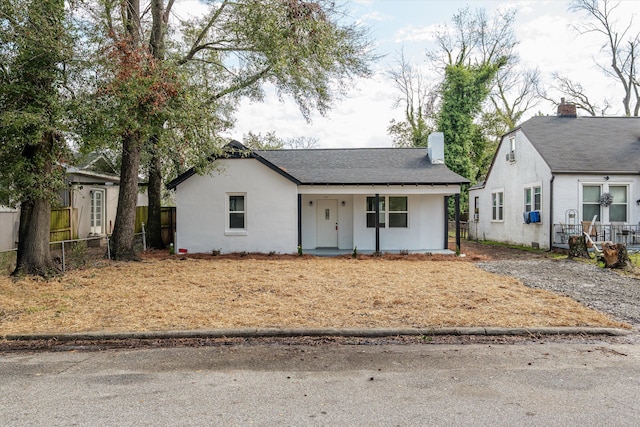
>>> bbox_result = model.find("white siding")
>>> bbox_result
[553,174,640,224]
[469,130,553,248]
[351,194,446,251]
[175,158,298,254]
[0,208,19,251]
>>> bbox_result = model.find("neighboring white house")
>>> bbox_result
[468,100,640,249]
[59,152,148,238]
[0,205,19,252]
[0,153,148,251]
[167,136,469,254]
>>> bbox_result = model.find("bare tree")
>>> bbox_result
[387,50,436,147]
[540,73,611,116]
[429,6,517,68]
[570,0,640,116]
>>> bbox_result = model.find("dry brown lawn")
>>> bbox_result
[0,255,629,336]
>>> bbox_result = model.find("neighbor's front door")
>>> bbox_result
[316,199,338,247]
[90,189,104,235]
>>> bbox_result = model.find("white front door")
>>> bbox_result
[90,189,105,235]
[316,199,338,247]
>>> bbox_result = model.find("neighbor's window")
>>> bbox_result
[366,196,385,228]
[388,196,408,227]
[609,185,628,222]
[492,191,503,221]
[524,186,541,212]
[582,185,601,222]
[228,194,245,229]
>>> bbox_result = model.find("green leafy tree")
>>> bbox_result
[438,61,505,182]
[77,0,373,258]
[0,0,71,276]
[388,6,537,180]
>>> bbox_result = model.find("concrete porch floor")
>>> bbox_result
[304,248,456,257]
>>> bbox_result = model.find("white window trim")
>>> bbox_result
[608,184,629,223]
[491,190,504,222]
[524,183,542,211]
[225,192,247,236]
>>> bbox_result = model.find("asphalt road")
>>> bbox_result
[2,342,639,426]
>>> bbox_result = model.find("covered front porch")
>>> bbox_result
[296,185,462,254]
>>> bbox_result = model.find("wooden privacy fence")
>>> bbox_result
[50,207,78,242]
[135,206,176,245]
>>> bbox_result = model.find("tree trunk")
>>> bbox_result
[13,198,57,277]
[110,134,142,261]
[145,0,170,250]
[567,235,590,259]
[146,144,165,249]
[602,242,633,270]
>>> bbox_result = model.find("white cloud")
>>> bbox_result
[228,72,401,148]
[393,24,439,44]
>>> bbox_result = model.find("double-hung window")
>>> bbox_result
[582,185,601,222]
[492,191,504,221]
[227,194,246,232]
[609,185,628,222]
[524,185,541,212]
[366,196,408,228]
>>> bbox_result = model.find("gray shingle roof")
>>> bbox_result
[519,116,640,173]
[255,148,469,185]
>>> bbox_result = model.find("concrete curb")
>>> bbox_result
[3,327,631,342]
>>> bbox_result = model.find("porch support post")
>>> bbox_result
[444,196,449,250]
[375,193,380,254]
[455,193,461,254]
[297,194,302,248]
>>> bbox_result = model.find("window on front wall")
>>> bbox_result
[228,194,245,229]
[582,185,601,222]
[524,186,541,212]
[366,196,408,228]
[366,196,385,227]
[492,191,503,221]
[389,196,408,227]
[609,185,628,222]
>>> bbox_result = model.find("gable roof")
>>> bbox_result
[519,116,640,173]
[167,142,469,189]
[255,147,468,185]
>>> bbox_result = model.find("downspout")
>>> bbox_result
[549,174,555,250]
[375,193,380,254]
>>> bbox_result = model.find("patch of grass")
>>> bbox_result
[0,251,16,276]
[628,252,640,268]
[471,239,552,254]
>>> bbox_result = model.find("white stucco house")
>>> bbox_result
[167,136,469,254]
[468,100,640,249]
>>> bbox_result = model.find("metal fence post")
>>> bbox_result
[141,222,146,251]
[61,242,66,272]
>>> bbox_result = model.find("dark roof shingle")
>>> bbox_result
[519,116,640,173]
[255,147,468,184]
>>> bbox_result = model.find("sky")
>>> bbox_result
[182,1,640,148]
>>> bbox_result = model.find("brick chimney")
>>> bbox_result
[557,97,577,117]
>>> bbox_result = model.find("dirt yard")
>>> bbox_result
[0,245,629,335]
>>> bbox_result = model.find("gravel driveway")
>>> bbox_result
[477,259,640,331]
